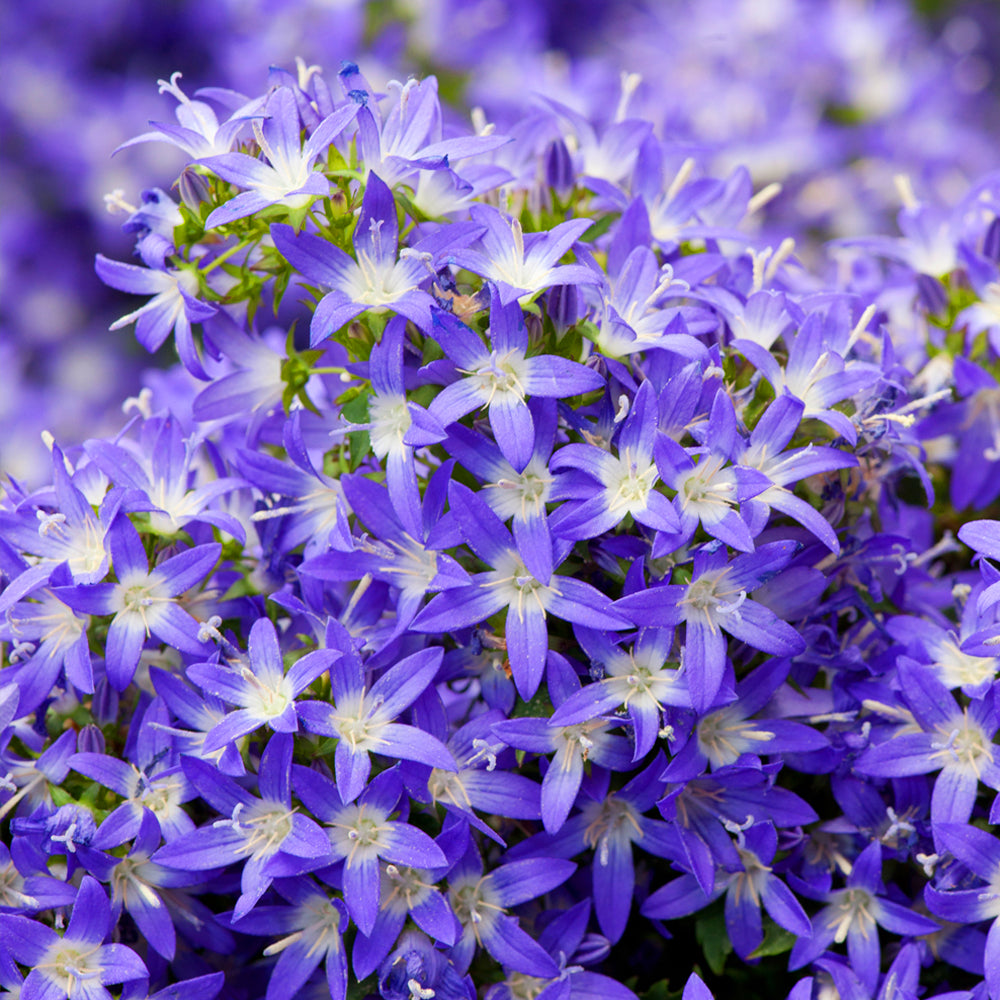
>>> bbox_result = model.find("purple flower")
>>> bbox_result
[789,842,938,992]
[54,516,221,691]
[412,483,627,699]
[547,626,690,763]
[154,734,331,919]
[451,206,599,305]
[199,87,359,227]
[656,389,771,552]
[294,766,447,934]
[854,658,1000,845]
[117,72,260,159]
[428,289,605,473]
[641,820,811,960]
[733,305,882,446]
[506,756,681,943]
[84,414,248,542]
[187,617,339,752]
[615,541,805,713]
[378,929,473,1000]
[494,651,633,832]
[95,250,218,379]
[924,823,1000,999]
[271,172,480,345]
[410,709,544,842]
[550,380,681,541]
[223,876,350,1000]
[448,853,576,977]
[296,638,455,804]
[346,71,508,188]
[0,875,148,1000]
[357,315,447,535]
[0,584,93,715]
[300,469,470,641]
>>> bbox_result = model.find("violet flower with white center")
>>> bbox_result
[924,823,1000,999]
[0,584,93,714]
[199,87,359,228]
[592,246,709,359]
[191,315,290,442]
[154,734,331,919]
[642,821,811,961]
[658,766,819,897]
[95,249,218,379]
[0,445,116,611]
[294,766,446,935]
[854,658,1000,846]
[271,172,481,345]
[442,398,558,582]
[505,756,682,944]
[149,666,246,776]
[411,709,544,843]
[85,414,248,542]
[447,853,576,978]
[886,609,998,699]
[69,698,193,849]
[450,205,600,305]
[0,875,148,1000]
[548,626,691,763]
[300,468,469,639]
[117,71,260,159]
[788,841,939,993]
[53,515,221,691]
[411,482,628,699]
[352,858,459,979]
[218,876,349,1000]
[615,540,805,713]
[187,616,339,752]
[732,308,882,446]
[551,379,681,541]
[494,651,633,833]
[735,393,855,553]
[834,196,962,278]
[428,289,604,473]
[234,444,350,560]
[296,640,455,804]
[107,811,203,961]
[345,70,509,187]
[679,658,828,772]
[656,389,771,553]
[361,315,447,535]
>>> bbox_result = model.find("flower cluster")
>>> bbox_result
[7,54,1000,1000]
[5,0,1000,486]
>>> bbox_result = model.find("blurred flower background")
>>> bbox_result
[3,0,1000,484]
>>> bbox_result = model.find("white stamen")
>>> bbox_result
[746,182,783,216]
[665,157,696,203]
[615,71,642,122]
[613,394,630,424]
[894,174,919,210]
[104,189,138,216]
[197,616,224,643]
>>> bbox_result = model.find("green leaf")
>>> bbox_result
[695,909,733,975]
[748,921,797,959]
[347,429,371,471]
[511,688,554,719]
[640,979,684,1000]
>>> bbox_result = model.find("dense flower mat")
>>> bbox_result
[5,51,1000,1000]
